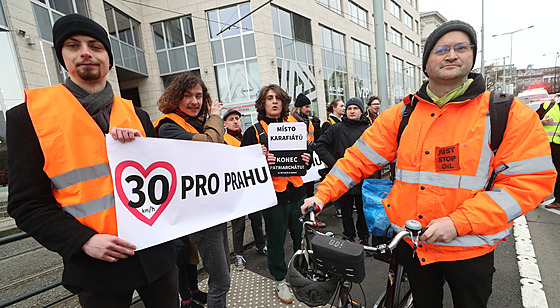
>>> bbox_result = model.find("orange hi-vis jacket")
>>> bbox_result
[254,120,303,192]
[324,117,337,126]
[25,84,146,236]
[315,90,556,265]
[224,133,241,147]
[287,114,314,142]
[153,113,198,133]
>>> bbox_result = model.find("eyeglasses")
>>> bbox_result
[431,43,474,56]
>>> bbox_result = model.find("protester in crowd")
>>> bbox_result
[154,71,229,308]
[174,236,207,308]
[241,85,311,304]
[537,95,560,208]
[303,20,556,308]
[288,93,326,228]
[366,95,381,124]
[321,98,345,133]
[315,97,371,244]
[7,14,178,307]
[223,109,268,271]
[319,98,345,218]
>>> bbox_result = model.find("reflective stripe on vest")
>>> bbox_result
[224,133,241,147]
[26,84,145,235]
[542,101,560,144]
[154,113,198,133]
[254,120,303,192]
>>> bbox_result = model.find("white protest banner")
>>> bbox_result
[268,122,307,176]
[106,136,277,251]
[302,151,324,183]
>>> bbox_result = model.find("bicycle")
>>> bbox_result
[287,205,423,308]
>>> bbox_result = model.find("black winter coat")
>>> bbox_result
[315,114,370,194]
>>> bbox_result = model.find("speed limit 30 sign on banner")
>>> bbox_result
[106,136,277,250]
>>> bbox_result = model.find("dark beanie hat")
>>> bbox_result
[294,93,311,107]
[346,97,364,113]
[422,20,477,77]
[222,109,241,121]
[52,14,113,70]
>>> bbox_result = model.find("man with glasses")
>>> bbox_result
[303,20,555,308]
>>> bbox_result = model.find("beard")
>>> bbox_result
[76,65,102,81]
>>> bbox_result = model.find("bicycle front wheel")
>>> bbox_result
[392,264,413,308]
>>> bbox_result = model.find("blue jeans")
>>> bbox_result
[190,223,230,308]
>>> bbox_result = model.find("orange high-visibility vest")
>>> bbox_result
[315,91,556,264]
[254,120,303,192]
[224,133,241,147]
[287,114,314,142]
[25,84,146,236]
[153,113,198,133]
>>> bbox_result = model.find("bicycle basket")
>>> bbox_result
[311,234,365,283]
[287,250,338,307]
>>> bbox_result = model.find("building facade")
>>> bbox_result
[0,0,422,184]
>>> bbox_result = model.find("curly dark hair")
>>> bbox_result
[157,71,211,116]
[368,95,381,106]
[255,84,291,120]
[326,98,343,114]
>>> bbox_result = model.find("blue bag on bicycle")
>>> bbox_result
[362,179,393,237]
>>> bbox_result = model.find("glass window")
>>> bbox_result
[274,35,283,58]
[0,1,6,28]
[271,6,279,33]
[224,36,243,61]
[282,37,295,60]
[168,48,187,72]
[157,51,170,74]
[152,16,198,75]
[32,3,53,41]
[49,0,73,15]
[219,6,240,37]
[405,37,414,53]
[110,37,122,66]
[295,41,306,63]
[164,19,183,48]
[211,40,224,63]
[105,3,146,74]
[404,11,413,29]
[293,13,312,44]
[243,34,256,58]
[348,1,367,28]
[278,8,292,38]
[317,0,342,15]
[391,28,402,47]
[390,1,400,20]
[208,4,259,106]
[153,23,165,50]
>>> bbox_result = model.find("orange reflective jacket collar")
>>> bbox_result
[154,113,198,134]
[25,84,145,236]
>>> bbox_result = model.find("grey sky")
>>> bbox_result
[419,0,560,70]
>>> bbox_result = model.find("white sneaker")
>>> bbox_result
[234,255,246,271]
[276,281,293,303]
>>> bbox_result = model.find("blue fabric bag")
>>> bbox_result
[362,179,393,237]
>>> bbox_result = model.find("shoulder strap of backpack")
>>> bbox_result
[488,91,514,154]
[397,94,417,145]
[254,122,268,149]
[485,91,514,191]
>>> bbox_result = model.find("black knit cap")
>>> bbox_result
[294,93,311,107]
[346,97,364,113]
[422,20,477,77]
[52,14,113,70]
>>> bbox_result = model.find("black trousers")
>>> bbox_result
[338,193,368,239]
[231,211,266,255]
[397,242,495,308]
[551,142,560,200]
[78,266,179,308]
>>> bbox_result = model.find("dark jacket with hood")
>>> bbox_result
[315,114,370,194]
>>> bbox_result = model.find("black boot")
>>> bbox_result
[192,289,208,304]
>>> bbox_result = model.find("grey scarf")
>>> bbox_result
[64,77,114,133]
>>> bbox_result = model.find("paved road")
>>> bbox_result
[2,203,559,307]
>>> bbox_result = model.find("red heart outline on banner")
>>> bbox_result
[114,161,177,226]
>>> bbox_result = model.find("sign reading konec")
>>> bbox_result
[268,122,307,176]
